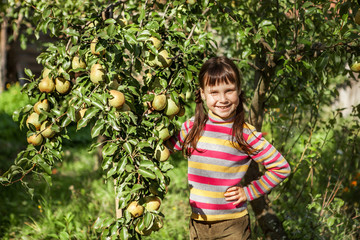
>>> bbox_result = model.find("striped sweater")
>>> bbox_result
[168,111,291,221]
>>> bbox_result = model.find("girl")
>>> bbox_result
[167,56,291,239]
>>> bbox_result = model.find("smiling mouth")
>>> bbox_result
[217,105,231,110]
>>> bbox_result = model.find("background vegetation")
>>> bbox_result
[1,0,360,239]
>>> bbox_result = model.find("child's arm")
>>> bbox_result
[241,126,291,202]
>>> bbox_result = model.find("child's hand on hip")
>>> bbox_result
[224,186,247,205]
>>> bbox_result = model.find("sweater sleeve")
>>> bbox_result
[242,125,291,201]
[164,119,192,152]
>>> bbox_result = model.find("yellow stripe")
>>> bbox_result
[256,148,276,163]
[267,172,281,184]
[191,209,248,221]
[258,179,270,192]
[190,188,225,198]
[253,140,267,151]
[181,128,186,140]
[189,161,248,174]
[250,185,260,198]
[199,136,238,149]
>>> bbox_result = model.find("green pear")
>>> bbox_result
[34,99,50,114]
[40,121,55,138]
[26,112,41,130]
[155,144,170,161]
[90,64,105,84]
[109,90,125,109]
[39,76,55,93]
[164,98,180,116]
[27,132,43,146]
[72,56,86,69]
[152,94,167,111]
[55,77,71,94]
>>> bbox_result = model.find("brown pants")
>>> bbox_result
[189,215,251,240]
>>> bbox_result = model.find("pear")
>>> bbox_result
[157,126,170,141]
[164,98,180,116]
[42,68,51,78]
[350,62,360,72]
[90,38,100,55]
[55,77,71,94]
[151,217,164,231]
[177,105,185,117]
[109,90,125,109]
[147,37,162,50]
[152,94,167,111]
[120,103,131,112]
[26,112,41,130]
[187,0,196,4]
[355,9,360,25]
[90,64,105,84]
[34,99,50,114]
[79,108,87,120]
[126,201,144,218]
[40,121,55,138]
[135,225,152,236]
[39,76,55,93]
[72,56,86,69]
[155,144,170,161]
[144,196,161,211]
[157,50,172,68]
[27,132,43,146]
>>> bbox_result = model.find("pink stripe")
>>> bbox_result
[203,124,232,135]
[184,120,190,134]
[192,149,248,162]
[270,167,290,179]
[248,133,262,146]
[188,174,241,186]
[245,187,254,201]
[252,144,272,159]
[262,152,281,165]
[263,175,276,188]
[253,181,265,195]
[190,200,244,210]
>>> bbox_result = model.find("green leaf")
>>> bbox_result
[103,142,118,156]
[91,119,105,138]
[130,183,144,193]
[123,142,133,154]
[63,28,79,37]
[138,167,156,179]
[119,227,129,240]
[24,68,33,77]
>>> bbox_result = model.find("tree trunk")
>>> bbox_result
[245,55,289,240]
[0,19,7,93]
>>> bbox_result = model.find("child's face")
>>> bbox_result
[200,81,239,119]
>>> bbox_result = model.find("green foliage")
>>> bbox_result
[1,0,360,239]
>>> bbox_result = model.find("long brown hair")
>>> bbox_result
[182,56,254,156]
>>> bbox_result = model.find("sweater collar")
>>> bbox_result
[208,110,235,123]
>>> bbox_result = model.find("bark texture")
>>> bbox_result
[245,53,289,239]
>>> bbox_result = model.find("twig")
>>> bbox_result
[2,163,36,186]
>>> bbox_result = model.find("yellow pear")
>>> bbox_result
[90,38,103,55]
[350,62,360,72]
[55,77,71,94]
[26,112,41,130]
[34,99,50,114]
[72,56,86,69]
[39,76,55,93]
[40,121,55,138]
[144,196,161,211]
[109,90,125,109]
[152,94,167,111]
[90,64,105,84]
[147,37,162,50]
[127,201,144,218]
[27,132,43,146]
[164,98,180,116]
[157,50,172,68]
[155,144,170,161]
